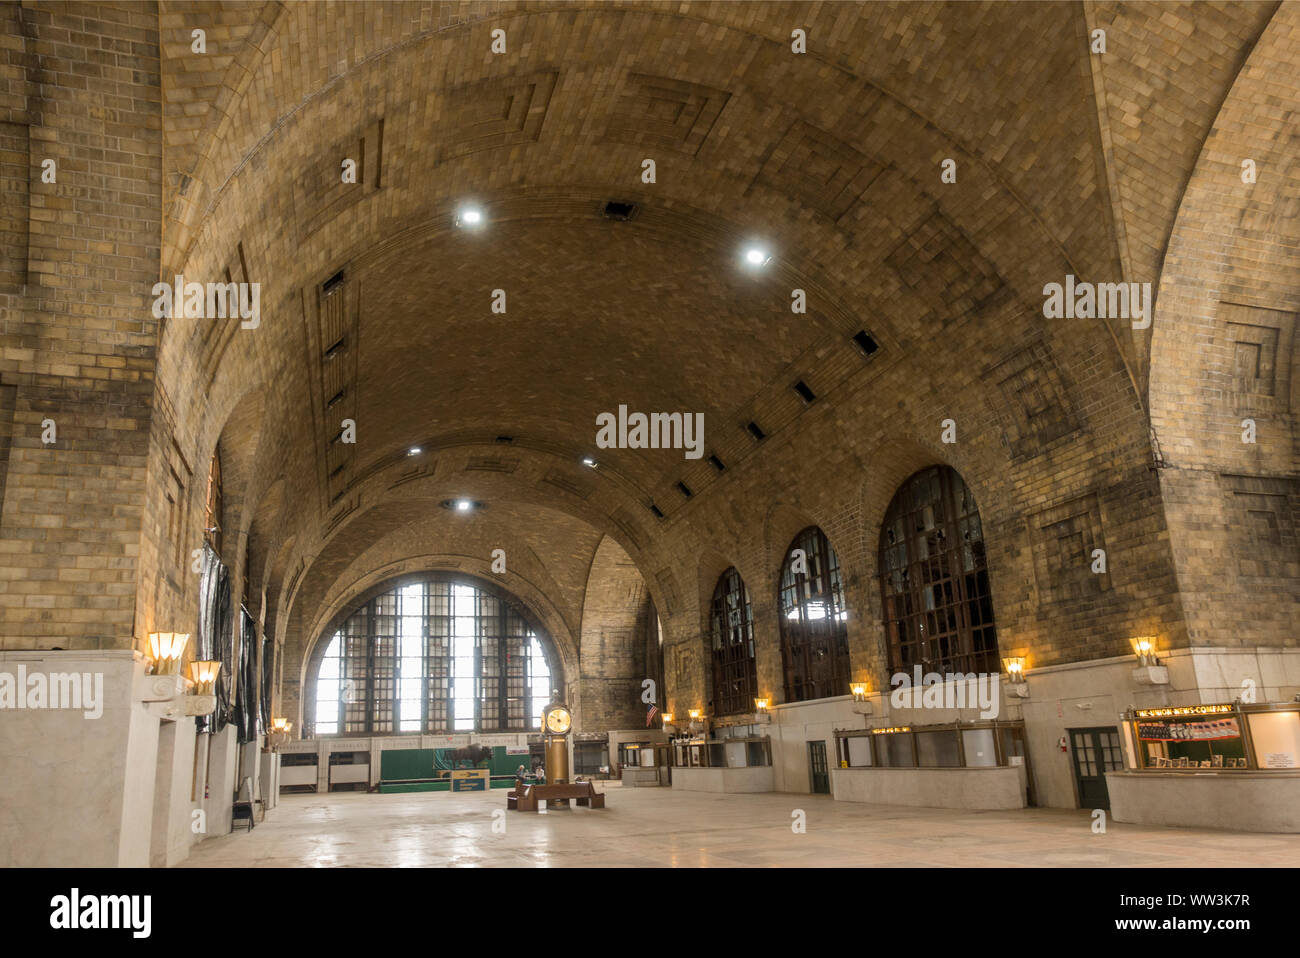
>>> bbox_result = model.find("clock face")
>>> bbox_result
[545,707,571,734]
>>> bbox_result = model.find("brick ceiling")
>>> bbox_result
[151,1,1283,658]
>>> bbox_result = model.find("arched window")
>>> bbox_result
[709,567,757,715]
[310,577,554,736]
[203,451,223,554]
[878,465,998,675]
[778,527,850,702]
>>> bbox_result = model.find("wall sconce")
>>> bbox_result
[1130,637,1169,686]
[140,635,214,719]
[849,683,873,716]
[147,632,189,675]
[188,660,221,694]
[1131,637,1158,667]
[268,717,293,749]
[1002,656,1030,698]
[754,698,772,724]
[1002,656,1026,683]
[688,709,702,721]
[661,712,674,725]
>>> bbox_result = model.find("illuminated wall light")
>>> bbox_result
[754,698,770,712]
[1131,636,1158,667]
[661,712,674,724]
[850,683,868,701]
[147,632,189,675]
[871,726,911,735]
[1002,656,1026,683]
[187,660,221,694]
[688,708,702,721]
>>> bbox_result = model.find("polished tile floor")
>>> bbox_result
[180,783,1300,867]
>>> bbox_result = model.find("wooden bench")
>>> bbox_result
[507,780,605,811]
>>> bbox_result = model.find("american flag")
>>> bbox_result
[646,702,659,727]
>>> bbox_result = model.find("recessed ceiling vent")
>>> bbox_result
[853,330,880,357]
[793,380,816,404]
[746,421,767,442]
[322,269,346,295]
[603,201,637,221]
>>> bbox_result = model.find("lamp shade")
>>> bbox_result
[147,632,189,675]
[187,660,221,694]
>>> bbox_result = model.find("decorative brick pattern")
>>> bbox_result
[988,339,1082,460]
[606,72,730,156]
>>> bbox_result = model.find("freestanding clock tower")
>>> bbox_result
[542,699,572,806]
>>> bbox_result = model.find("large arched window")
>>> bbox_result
[878,465,998,675]
[309,577,554,736]
[778,527,850,702]
[709,567,757,715]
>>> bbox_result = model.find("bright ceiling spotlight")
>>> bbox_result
[456,206,484,228]
[582,457,597,468]
[440,498,484,513]
[407,447,421,456]
[743,245,772,268]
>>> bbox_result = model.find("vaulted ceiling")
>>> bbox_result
[150,1,1287,664]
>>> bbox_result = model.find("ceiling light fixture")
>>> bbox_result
[439,498,484,514]
[582,457,597,468]
[456,206,484,228]
[743,245,772,268]
[407,447,421,456]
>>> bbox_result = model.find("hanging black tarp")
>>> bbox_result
[233,606,257,744]
[259,634,272,735]
[195,542,233,733]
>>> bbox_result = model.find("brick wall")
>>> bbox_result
[0,1,161,650]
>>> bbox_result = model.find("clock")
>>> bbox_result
[544,704,572,734]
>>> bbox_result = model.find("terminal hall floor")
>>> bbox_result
[180,784,1300,868]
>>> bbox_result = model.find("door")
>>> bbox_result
[1069,727,1122,809]
[808,740,830,794]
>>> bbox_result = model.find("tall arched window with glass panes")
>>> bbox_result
[777,527,851,702]
[709,567,757,715]
[877,465,999,675]
[309,577,555,736]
